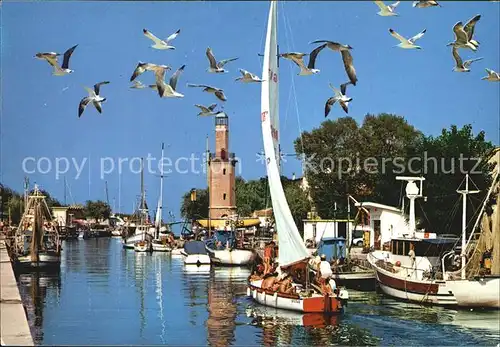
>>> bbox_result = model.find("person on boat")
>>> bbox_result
[263,241,276,275]
[261,273,278,289]
[319,254,334,295]
[408,242,416,270]
[277,274,296,295]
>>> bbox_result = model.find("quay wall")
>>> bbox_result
[0,240,34,346]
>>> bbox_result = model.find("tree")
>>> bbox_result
[294,114,422,218]
[180,189,209,221]
[413,125,495,234]
[84,200,111,221]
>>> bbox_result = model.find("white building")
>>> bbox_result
[353,202,415,250]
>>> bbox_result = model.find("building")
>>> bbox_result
[208,113,238,219]
[353,202,413,250]
[51,205,86,226]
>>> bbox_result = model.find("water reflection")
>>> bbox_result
[206,267,250,347]
[14,238,499,346]
[17,271,61,345]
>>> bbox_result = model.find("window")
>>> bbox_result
[223,193,226,200]
[223,168,226,175]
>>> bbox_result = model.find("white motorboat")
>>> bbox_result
[152,239,172,252]
[207,248,255,266]
[134,240,151,253]
[182,241,211,266]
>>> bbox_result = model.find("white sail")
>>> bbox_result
[261,0,309,268]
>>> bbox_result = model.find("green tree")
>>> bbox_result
[413,125,495,234]
[180,189,209,220]
[84,200,111,221]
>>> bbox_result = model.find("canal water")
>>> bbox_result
[16,238,500,346]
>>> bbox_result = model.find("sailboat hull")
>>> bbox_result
[206,248,255,266]
[248,280,344,313]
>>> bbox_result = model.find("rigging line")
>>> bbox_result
[281,1,306,175]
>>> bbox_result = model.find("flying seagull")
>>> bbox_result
[35,44,78,76]
[447,22,477,52]
[279,44,327,76]
[235,69,264,83]
[463,15,481,49]
[187,84,227,101]
[481,68,500,82]
[310,40,357,85]
[154,65,186,98]
[206,47,239,73]
[130,62,169,82]
[412,1,441,8]
[78,81,110,118]
[389,28,426,49]
[374,1,400,16]
[195,104,218,116]
[143,28,180,50]
[325,82,353,117]
[130,80,146,89]
[451,47,483,72]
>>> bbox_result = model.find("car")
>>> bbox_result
[351,229,365,247]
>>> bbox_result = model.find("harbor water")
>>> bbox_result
[16,238,500,346]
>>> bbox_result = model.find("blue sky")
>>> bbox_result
[1,1,499,223]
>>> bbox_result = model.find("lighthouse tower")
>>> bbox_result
[208,113,237,219]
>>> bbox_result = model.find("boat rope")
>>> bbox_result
[281,1,306,175]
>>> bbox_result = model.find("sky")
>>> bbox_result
[1,1,499,226]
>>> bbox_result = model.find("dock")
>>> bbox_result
[0,239,34,346]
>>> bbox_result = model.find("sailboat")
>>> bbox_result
[9,185,62,270]
[367,174,500,308]
[247,1,345,313]
[152,143,173,252]
[133,158,152,253]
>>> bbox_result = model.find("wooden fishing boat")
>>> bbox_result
[9,185,61,270]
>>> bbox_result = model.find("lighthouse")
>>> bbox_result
[208,113,237,220]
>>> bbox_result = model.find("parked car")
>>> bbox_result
[352,229,364,247]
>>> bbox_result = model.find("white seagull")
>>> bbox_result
[374,1,400,16]
[279,44,327,76]
[195,104,218,116]
[325,82,353,117]
[389,28,426,49]
[447,21,478,52]
[206,47,238,73]
[463,15,481,49]
[187,84,227,102]
[130,62,169,82]
[481,69,500,82]
[451,47,483,72]
[413,1,441,8]
[130,80,147,89]
[143,28,180,50]
[235,69,264,83]
[35,44,78,76]
[154,65,186,98]
[309,40,357,85]
[78,81,110,118]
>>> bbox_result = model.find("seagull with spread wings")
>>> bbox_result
[447,21,478,52]
[279,44,327,76]
[451,47,483,72]
[235,69,264,83]
[195,104,218,116]
[205,47,238,73]
[78,81,110,118]
[35,44,78,76]
[389,28,427,49]
[154,65,186,98]
[325,82,353,117]
[143,28,180,50]
[374,1,400,16]
[187,84,227,102]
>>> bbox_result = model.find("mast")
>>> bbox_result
[64,176,67,206]
[396,176,425,238]
[261,0,309,268]
[105,180,110,208]
[206,135,211,238]
[156,143,165,239]
[346,193,351,262]
[140,158,145,241]
[457,174,479,280]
